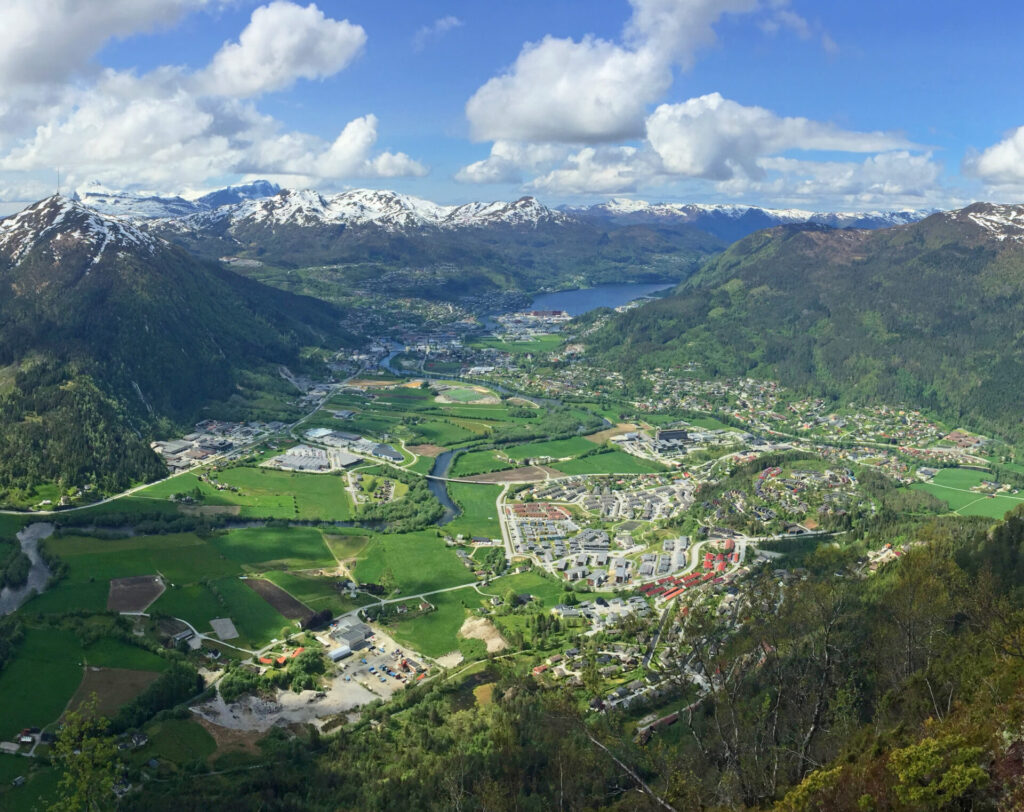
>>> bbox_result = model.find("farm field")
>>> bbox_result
[484,570,568,608]
[263,571,374,616]
[555,450,668,475]
[139,718,217,766]
[387,590,472,659]
[352,530,472,596]
[913,467,1024,519]
[152,577,291,648]
[82,638,172,672]
[0,756,59,812]
[68,667,162,719]
[0,628,85,739]
[207,526,335,570]
[504,436,597,461]
[214,468,353,521]
[451,450,514,477]
[444,483,503,540]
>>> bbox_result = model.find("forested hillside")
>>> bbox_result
[587,204,1024,443]
[0,197,351,499]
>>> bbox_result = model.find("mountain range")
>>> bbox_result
[68,182,937,300]
[587,202,1024,440]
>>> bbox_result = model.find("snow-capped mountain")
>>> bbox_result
[565,198,937,241]
[166,188,571,233]
[0,194,159,266]
[195,180,280,210]
[943,202,1024,242]
[72,179,281,220]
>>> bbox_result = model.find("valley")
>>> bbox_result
[2,188,1024,812]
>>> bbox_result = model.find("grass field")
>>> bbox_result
[152,577,291,647]
[440,387,493,403]
[353,531,471,596]
[555,450,668,475]
[263,571,374,616]
[30,533,242,614]
[207,526,335,570]
[504,436,597,461]
[409,455,436,475]
[408,420,480,447]
[193,467,355,521]
[469,335,564,354]
[483,570,568,607]
[323,531,369,561]
[0,628,84,739]
[0,755,59,812]
[444,483,502,539]
[388,590,471,658]
[451,450,514,478]
[141,718,217,765]
[82,638,172,672]
[913,467,1024,519]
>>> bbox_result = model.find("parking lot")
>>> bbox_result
[335,638,424,700]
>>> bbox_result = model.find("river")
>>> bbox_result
[0,522,55,615]
[528,282,674,316]
[428,450,462,526]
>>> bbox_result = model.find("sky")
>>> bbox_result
[0,0,1023,211]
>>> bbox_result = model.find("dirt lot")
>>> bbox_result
[66,667,160,718]
[585,423,637,444]
[408,444,445,457]
[108,575,166,612]
[462,465,564,484]
[195,715,266,757]
[245,578,313,622]
[459,617,508,653]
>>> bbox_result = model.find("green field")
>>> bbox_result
[469,335,564,354]
[505,436,597,461]
[913,467,1024,519]
[444,484,503,540]
[353,531,471,596]
[554,450,668,475]
[408,420,480,446]
[483,570,568,608]
[152,576,291,648]
[0,629,84,739]
[207,526,335,570]
[213,467,353,520]
[451,450,514,477]
[140,718,217,766]
[440,387,493,403]
[388,590,472,658]
[263,571,374,615]
[83,638,172,672]
[0,755,59,812]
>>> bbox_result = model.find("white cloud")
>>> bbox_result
[528,146,662,195]
[0,1,423,194]
[465,0,757,144]
[646,93,914,181]
[201,1,366,97]
[413,15,462,52]
[455,141,570,184]
[0,0,213,86]
[964,126,1024,188]
[727,151,943,205]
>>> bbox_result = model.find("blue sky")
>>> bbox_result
[1,0,1022,210]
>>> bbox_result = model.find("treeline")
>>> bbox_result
[357,466,444,532]
[110,662,204,733]
[0,541,31,588]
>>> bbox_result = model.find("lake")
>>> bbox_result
[528,282,674,316]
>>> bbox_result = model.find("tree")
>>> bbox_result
[53,695,121,812]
